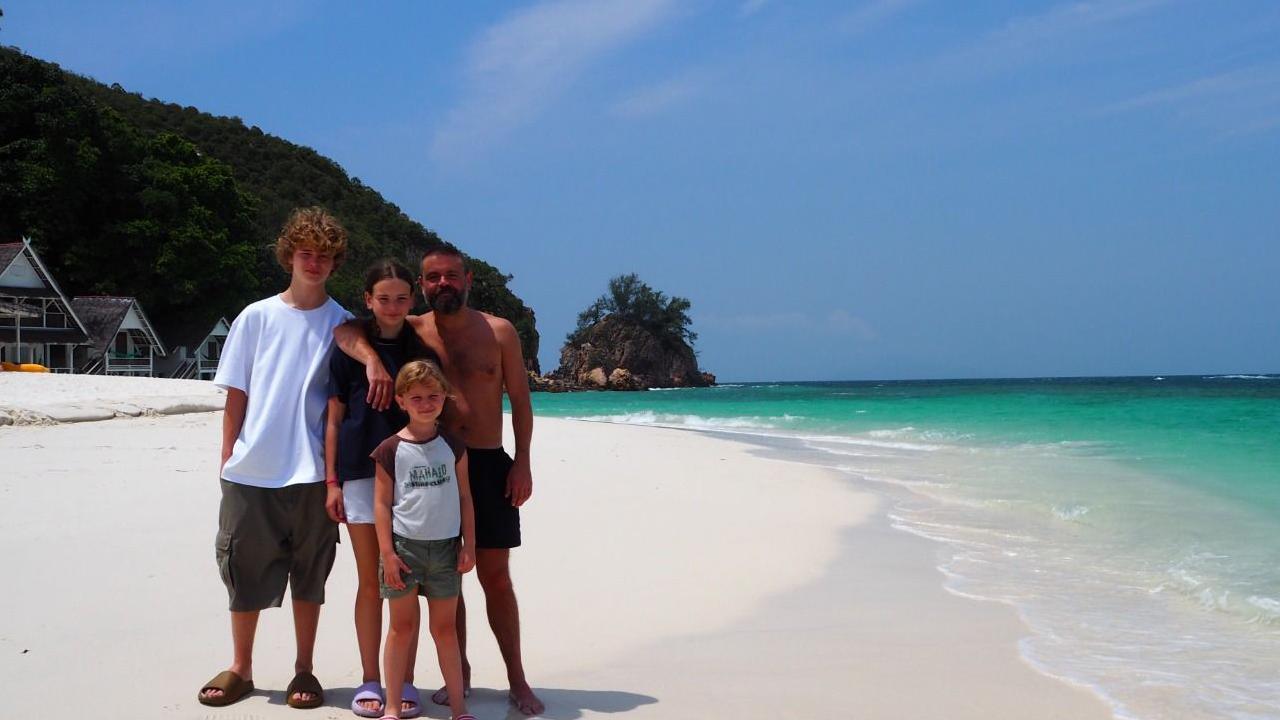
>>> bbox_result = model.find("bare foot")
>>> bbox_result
[430,685,471,706]
[509,685,545,716]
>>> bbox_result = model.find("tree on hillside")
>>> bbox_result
[84,132,260,336]
[570,273,697,348]
[0,50,260,338]
[0,47,540,364]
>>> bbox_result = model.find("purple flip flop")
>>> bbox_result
[400,683,422,719]
[351,680,383,718]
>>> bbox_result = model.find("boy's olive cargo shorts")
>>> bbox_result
[215,480,337,611]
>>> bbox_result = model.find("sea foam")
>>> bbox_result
[1204,374,1277,380]
[564,411,800,432]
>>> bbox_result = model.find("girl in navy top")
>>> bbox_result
[325,259,439,718]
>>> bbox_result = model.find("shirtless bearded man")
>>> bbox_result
[335,244,544,715]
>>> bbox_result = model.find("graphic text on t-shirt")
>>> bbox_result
[406,463,452,488]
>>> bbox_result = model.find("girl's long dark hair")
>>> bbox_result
[363,259,434,361]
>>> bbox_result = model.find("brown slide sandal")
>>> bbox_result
[286,671,325,709]
[197,670,254,707]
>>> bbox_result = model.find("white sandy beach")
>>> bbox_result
[0,373,1112,719]
[0,372,224,425]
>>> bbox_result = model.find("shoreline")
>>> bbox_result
[654,423,1116,718]
[0,377,1112,718]
[579,410,1280,719]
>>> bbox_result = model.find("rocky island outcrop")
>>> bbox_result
[549,316,715,390]
[531,274,714,392]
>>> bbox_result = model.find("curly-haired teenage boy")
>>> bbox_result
[199,208,354,709]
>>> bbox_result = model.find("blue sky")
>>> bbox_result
[4,1,1278,380]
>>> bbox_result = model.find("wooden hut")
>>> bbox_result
[70,296,167,376]
[0,239,90,372]
[160,316,230,380]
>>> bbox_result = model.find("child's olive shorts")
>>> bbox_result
[380,535,461,599]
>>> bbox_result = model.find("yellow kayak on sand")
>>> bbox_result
[0,361,49,372]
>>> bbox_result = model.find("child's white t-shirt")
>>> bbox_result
[214,294,353,488]
[370,432,465,541]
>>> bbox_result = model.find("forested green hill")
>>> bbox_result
[0,47,539,367]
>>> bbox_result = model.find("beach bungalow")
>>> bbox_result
[0,239,90,372]
[70,296,167,376]
[160,316,230,380]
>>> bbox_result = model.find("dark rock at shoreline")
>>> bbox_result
[608,367,643,391]
[527,372,576,393]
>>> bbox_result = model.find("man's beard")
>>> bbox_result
[427,287,467,314]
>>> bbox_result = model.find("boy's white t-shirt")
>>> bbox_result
[214,294,353,488]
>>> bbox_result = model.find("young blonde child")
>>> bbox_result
[371,360,477,720]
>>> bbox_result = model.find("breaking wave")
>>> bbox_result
[563,411,802,431]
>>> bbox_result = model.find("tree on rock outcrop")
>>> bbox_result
[569,273,696,348]
[556,274,713,390]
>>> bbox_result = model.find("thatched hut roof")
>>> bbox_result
[0,243,21,274]
[69,296,165,356]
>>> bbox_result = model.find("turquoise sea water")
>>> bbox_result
[528,375,1280,719]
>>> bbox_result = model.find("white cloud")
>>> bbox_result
[1099,63,1280,137]
[430,0,679,164]
[738,0,771,19]
[1103,64,1280,113]
[838,0,921,36]
[988,0,1171,47]
[611,71,707,118]
[934,0,1174,75]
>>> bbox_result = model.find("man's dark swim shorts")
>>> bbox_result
[467,447,521,549]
